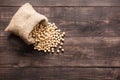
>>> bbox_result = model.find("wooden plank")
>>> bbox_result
[0,68,120,80]
[0,7,120,67]
[0,0,120,7]
[0,34,120,67]
[0,7,120,37]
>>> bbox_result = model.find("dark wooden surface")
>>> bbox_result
[0,0,120,80]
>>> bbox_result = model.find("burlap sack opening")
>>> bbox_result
[5,3,48,44]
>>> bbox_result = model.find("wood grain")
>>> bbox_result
[0,68,120,80]
[0,0,120,7]
[0,37,120,67]
[0,0,120,79]
[0,7,120,37]
[0,7,120,67]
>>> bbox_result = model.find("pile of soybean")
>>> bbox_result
[29,22,65,54]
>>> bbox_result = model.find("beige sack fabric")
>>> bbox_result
[5,3,48,44]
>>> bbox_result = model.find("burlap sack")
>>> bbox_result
[5,3,48,44]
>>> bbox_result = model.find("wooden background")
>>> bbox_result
[0,0,120,80]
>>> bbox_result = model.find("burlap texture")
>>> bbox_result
[5,3,48,44]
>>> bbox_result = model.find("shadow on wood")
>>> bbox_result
[7,34,47,56]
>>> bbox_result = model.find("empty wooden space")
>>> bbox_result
[0,0,120,80]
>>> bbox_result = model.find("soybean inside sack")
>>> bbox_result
[5,3,48,44]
